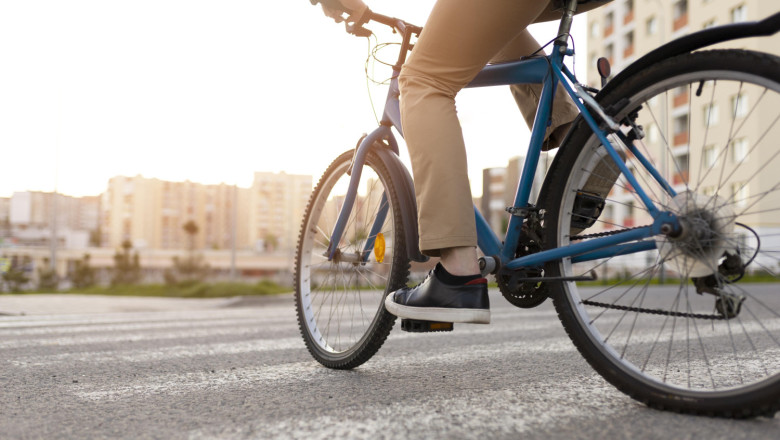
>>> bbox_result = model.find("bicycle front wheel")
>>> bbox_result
[295,148,409,369]
[544,50,780,417]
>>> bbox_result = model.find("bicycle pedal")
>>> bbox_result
[401,319,454,333]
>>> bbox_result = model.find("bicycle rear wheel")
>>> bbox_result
[544,50,780,417]
[295,148,409,369]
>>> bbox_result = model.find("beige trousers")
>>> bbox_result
[399,0,604,256]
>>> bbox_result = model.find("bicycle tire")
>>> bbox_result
[295,148,410,369]
[543,49,780,417]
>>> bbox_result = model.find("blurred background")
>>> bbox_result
[0,0,776,293]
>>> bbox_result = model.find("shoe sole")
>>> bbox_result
[384,295,490,324]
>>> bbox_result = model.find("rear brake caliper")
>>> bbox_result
[692,252,746,319]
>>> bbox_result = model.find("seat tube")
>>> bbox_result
[501,74,557,262]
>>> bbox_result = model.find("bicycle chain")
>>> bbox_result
[570,225,647,240]
[573,226,725,319]
[581,300,725,320]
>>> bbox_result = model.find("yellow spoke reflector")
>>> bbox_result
[374,233,386,263]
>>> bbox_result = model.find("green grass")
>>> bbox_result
[13,280,292,298]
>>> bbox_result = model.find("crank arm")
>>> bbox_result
[518,270,598,283]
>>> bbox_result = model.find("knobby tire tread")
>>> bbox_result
[294,150,410,370]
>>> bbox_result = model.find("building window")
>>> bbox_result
[674,153,690,184]
[673,0,688,31]
[673,114,689,146]
[703,18,717,29]
[703,103,719,126]
[624,201,635,227]
[623,0,634,24]
[731,93,749,118]
[647,123,659,144]
[732,183,749,207]
[732,138,749,163]
[673,85,689,107]
[590,21,600,38]
[646,16,658,35]
[605,43,614,65]
[623,31,635,58]
[605,12,615,37]
[703,145,716,167]
[731,4,747,23]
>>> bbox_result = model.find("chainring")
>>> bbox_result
[497,217,549,309]
[497,267,549,308]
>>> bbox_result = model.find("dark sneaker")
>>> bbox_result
[384,271,490,324]
[570,147,626,236]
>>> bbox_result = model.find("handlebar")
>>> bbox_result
[309,0,420,39]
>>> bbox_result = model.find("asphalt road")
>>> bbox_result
[1,291,778,439]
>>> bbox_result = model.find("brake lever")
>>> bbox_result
[346,23,372,37]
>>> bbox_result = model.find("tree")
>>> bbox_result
[71,253,96,289]
[111,240,141,286]
[89,227,102,247]
[2,268,29,292]
[164,221,209,285]
[183,220,199,251]
[37,257,58,291]
[164,254,209,286]
[263,233,279,252]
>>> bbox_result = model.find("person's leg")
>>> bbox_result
[399,0,550,260]
[389,0,552,324]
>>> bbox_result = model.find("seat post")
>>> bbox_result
[555,0,580,50]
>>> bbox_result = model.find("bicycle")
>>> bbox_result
[295,0,780,418]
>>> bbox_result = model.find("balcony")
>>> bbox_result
[673,90,689,108]
[672,170,689,185]
[674,131,689,146]
[673,13,688,31]
[624,10,634,25]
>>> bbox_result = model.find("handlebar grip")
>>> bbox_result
[309,0,354,15]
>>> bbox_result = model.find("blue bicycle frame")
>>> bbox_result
[326,7,681,273]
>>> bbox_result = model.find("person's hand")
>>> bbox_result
[321,0,368,23]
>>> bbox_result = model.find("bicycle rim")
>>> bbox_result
[546,50,780,416]
[295,150,408,369]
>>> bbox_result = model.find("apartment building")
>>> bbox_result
[248,172,312,252]
[585,0,780,271]
[0,197,10,240]
[586,0,778,89]
[480,154,552,237]
[6,191,99,248]
[101,176,251,251]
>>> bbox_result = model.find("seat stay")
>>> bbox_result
[552,64,663,218]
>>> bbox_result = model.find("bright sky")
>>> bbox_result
[0,1,588,198]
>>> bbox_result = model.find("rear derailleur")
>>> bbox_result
[692,252,746,319]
